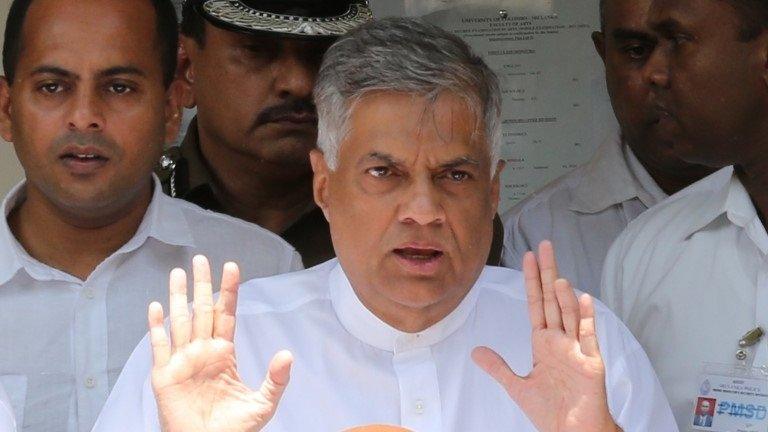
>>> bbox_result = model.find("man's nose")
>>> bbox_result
[273,45,317,99]
[398,179,446,226]
[642,45,671,89]
[67,89,104,132]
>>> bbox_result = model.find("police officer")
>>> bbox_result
[159,0,503,267]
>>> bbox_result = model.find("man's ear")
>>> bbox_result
[756,32,768,90]
[177,37,197,109]
[163,80,184,145]
[310,149,331,221]
[490,159,506,216]
[0,77,14,142]
[592,31,607,63]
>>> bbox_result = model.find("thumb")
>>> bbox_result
[472,346,526,400]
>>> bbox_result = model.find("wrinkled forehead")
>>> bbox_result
[339,91,490,166]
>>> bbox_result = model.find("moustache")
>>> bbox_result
[251,98,318,131]
[51,131,121,156]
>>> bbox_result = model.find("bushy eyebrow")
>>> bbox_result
[29,65,146,80]
[30,65,74,78]
[97,66,146,79]
[611,28,656,44]
[439,156,480,170]
[360,152,403,167]
[358,152,480,169]
[652,18,686,36]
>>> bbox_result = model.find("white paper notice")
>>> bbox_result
[407,1,617,211]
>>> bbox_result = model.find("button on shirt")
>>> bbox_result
[95,259,676,431]
[601,166,766,430]
[0,177,302,432]
[502,136,667,297]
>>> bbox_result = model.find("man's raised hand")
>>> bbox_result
[148,255,292,432]
[472,241,620,432]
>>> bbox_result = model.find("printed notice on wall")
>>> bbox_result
[405,0,617,211]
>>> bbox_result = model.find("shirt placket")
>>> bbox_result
[392,338,442,432]
[73,270,110,432]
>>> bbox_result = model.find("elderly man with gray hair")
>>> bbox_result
[94,18,676,431]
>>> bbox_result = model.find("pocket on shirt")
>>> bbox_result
[0,375,26,430]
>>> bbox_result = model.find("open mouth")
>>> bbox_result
[60,153,108,162]
[58,148,110,174]
[393,247,444,261]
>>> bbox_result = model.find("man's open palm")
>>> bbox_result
[472,241,620,432]
[149,256,292,432]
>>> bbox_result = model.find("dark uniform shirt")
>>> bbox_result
[157,118,504,267]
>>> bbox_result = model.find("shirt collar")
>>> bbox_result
[569,135,666,213]
[329,261,481,353]
[0,175,194,285]
[123,175,195,251]
[0,181,29,285]
[682,166,768,254]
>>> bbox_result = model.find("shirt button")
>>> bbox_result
[414,399,425,414]
[84,289,95,299]
[84,377,96,389]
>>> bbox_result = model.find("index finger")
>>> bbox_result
[522,251,545,331]
[213,262,240,341]
[538,240,563,330]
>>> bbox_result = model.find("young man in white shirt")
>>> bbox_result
[601,0,768,429]
[0,0,300,430]
[96,18,676,432]
[501,0,714,296]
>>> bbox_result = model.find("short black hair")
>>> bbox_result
[725,0,768,40]
[2,0,179,88]
[599,0,768,39]
[180,1,207,45]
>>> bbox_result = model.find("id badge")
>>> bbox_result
[690,363,768,432]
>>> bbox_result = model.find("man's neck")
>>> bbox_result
[198,131,315,234]
[7,184,152,281]
[631,150,714,196]
[737,162,768,227]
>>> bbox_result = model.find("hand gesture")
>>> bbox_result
[148,255,293,432]
[472,241,620,432]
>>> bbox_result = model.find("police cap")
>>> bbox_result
[189,0,372,38]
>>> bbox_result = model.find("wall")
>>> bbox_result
[0,0,23,197]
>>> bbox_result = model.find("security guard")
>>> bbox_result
[158,0,504,267]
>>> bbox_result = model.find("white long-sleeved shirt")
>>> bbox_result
[0,177,302,432]
[95,259,677,431]
[502,136,667,297]
[602,166,768,431]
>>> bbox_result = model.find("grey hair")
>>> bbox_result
[314,17,503,172]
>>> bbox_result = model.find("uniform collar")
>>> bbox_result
[0,175,194,285]
[569,135,666,214]
[180,118,221,202]
[329,260,481,353]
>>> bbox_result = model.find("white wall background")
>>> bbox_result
[0,0,23,197]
